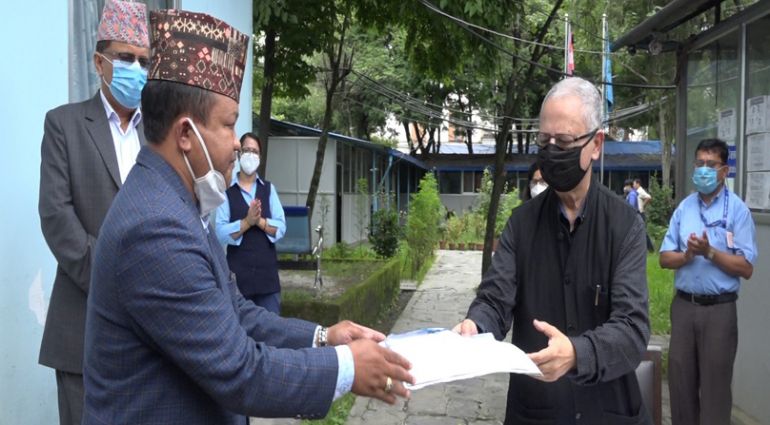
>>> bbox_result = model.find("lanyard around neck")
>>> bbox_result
[699,186,728,229]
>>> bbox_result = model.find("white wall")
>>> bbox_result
[266,137,338,247]
[733,217,770,424]
[340,194,371,244]
[0,2,253,422]
[0,1,67,422]
[440,194,480,217]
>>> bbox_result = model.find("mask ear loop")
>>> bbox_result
[97,53,113,87]
[182,118,216,179]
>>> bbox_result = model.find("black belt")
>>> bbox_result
[677,290,737,306]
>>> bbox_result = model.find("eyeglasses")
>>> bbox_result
[101,51,151,70]
[536,127,599,150]
[693,159,724,168]
[239,148,260,156]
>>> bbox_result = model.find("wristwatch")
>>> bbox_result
[707,247,716,261]
[316,326,328,347]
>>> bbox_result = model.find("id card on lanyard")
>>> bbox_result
[699,186,734,249]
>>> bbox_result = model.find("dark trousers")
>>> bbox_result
[55,370,83,425]
[668,295,738,425]
[246,291,281,314]
[639,212,655,252]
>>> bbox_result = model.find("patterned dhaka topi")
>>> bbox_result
[97,0,150,48]
[148,9,249,103]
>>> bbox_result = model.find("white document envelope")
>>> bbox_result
[382,328,543,390]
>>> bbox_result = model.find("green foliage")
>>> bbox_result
[323,242,377,260]
[405,173,444,275]
[646,176,676,226]
[646,222,668,252]
[282,258,401,328]
[647,253,675,335]
[303,393,356,425]
[396,242,435,283]
[445,215,464,242]
[369,208,401,258]
[253,0,341,99]
[474,168,521,238]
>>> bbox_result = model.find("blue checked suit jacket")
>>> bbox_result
[83,147,339,424]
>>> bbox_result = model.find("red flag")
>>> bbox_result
[567,29,575,75]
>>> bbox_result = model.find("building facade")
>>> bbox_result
[0,1,252,422]
[615,2,770,422]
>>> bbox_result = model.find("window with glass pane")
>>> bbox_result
[69,0,174,102]
[685,30,740,193]
[439,172,461,194]
[745,14,770,211]
[462,171,475,193]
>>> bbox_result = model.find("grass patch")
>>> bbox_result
[303,393,355,425]
[647,252,675,335]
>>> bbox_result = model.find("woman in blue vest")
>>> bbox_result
[215,132,286,313]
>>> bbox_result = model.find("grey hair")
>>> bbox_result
[540,77,602,131]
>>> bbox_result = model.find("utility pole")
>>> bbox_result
[600,13,607,185]
[563,14,569,77]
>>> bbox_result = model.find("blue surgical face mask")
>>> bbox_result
[692,166,720,195]
[100,54,147,110]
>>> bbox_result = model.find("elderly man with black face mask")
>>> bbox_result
[454,77,651,425]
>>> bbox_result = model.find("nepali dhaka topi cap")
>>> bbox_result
[97,0,150,48]
[148,9,249,103]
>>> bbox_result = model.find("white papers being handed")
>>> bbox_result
[381,328,542,390]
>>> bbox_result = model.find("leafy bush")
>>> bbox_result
[405,173,444,275]
[445,215,464,242]
[369,208,401,258]
[323,242,377,260]
[496,188,521,236]
[647,222,668,252]
[474,168,521,238]
[646,176,675,227]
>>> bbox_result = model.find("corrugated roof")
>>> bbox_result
[260,118,429,169]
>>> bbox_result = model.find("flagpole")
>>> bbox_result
[600,13,607,185]
[564,14,569,77]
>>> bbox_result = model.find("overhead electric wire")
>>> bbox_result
[418,0,616,55]
[350,69,539,123]
[417,0,675,90]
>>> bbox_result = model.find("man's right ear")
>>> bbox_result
[93,53,104,77]
[174,117,194,154]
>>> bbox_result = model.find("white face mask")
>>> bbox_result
[530,181,548,197]
[181,118,227,217]
[239,152,260,175]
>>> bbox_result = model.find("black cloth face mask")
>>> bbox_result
[537,141,592,193]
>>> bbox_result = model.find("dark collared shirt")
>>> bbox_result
[468,180,650,424]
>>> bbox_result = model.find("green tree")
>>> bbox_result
[405,173,444,276]
[254,0,340,175]
[306,3,355,217]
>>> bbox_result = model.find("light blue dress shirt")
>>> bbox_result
[215,174,286,246]
[660,186,757,295]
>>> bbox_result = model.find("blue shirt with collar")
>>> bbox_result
[660,185,757,295]
[626,189,638,210]
[215,173,286,246]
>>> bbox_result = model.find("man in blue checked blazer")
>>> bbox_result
[83,9,413,425]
